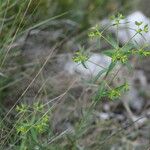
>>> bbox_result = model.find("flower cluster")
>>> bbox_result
[34,115,49,133]
[16,104,29,113]
[110,13,125,26]
[88,25,102,38]
[94,82,129,101]
[33,102,44,112]
[16,102,49,135]
[132,49,150,56]
[108,89,121,100]
[112,51,128,64]
[135,21,149,34]
[17,123,30,134]
[73,13,149,102]
[73,51,88,63]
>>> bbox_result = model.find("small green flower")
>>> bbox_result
[112,51,128,64]
[118,13,125,20]
[136,28,142,34]
[33,102,44,111]
[109,89,121,100]
[34,124,45,133]
[120,55,128,63]
[16,104,28,113]
[144,24,149,33]
[73,51,89,63]
[123,82,129,91]
[88,30,101,38]
[135,21,143,26]
[42,115,49,123]
[143,51,150,56]
[34,115,49,133]
[88,32,95,38]
[34,122,48,133]
[110,13,125,26]
[17,124,30,134]
[88,24,101,39]
[137,49,150,56]
[135,22,149,34]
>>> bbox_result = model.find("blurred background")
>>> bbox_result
[0,0,150,149]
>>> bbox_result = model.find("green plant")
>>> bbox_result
[0,0,149,148]
[0,102,52,149]
[73,13,150,102]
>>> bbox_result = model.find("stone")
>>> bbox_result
[101,11,150,45]
[64,53,111,77]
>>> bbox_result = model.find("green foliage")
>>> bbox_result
[16,104,29,114]
[15,102,51,148]
[0,0,148,149]
[73,51,89,64]
[112,50,128,64]
[0,76,12,102]
[73,13,149,102]
[73,48,89,69]
[110,13,125,25]
[134,21,149,34]
[88,25,102,38]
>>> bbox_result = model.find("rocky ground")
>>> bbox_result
[3,14,150,149]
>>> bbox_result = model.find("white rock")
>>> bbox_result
[96,112,110,120]
[64,53,112,77]
[0,72,5,77]
[101,11,150,45]
[132,115,147,127]
[124,88,145,112]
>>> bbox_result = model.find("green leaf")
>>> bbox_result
[106,36,118,49]
[94,82,106,101]
[81,61,88,69]
[144,24,149,33]
[121,43,134,53]
[93,69,107,83]
[108,89,121,100]
[135,21,143,26]
[102,49,114,57]
[105,61,117,77]
[30,128,38,142]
